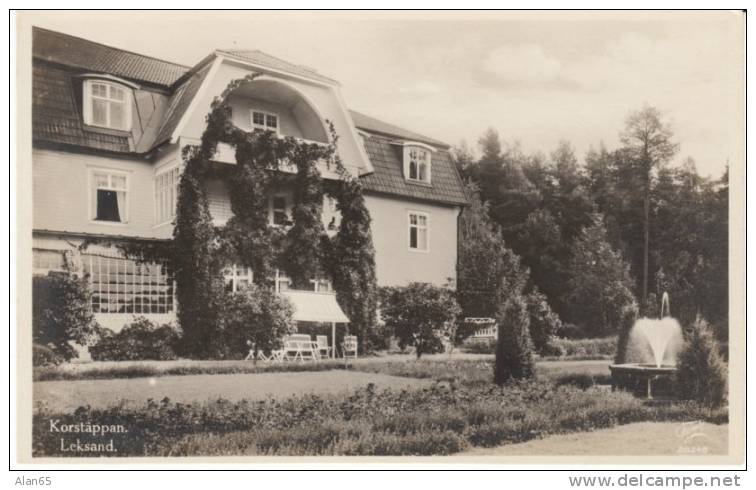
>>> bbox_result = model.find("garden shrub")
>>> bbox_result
[32,343,63,367]
[379,283,461,359]
[494,295,535,383]
[89,317,180,361]
[32,272,99,361]
[548,336,617,360]
[615,301,639,364]
[676,317,728,407]
[526,288,562,354]
[32,374,727,457]
[222,285,295,361]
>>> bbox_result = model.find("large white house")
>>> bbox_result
[31,27,468,332]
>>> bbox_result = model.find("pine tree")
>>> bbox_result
[676,317,727,407]
[494,295,535,383]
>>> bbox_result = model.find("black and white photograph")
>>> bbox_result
[10,9,746,470]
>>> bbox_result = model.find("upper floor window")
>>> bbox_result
[408,211,429,252]
[155,166,180,224]
[251,109,279,134]
[403,143,434,184]
[91,168,128,223]
[83,80,132,131]
[224,265,254,293]
[269,193,292,227]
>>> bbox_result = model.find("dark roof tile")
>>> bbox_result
[359,134,467,206]
[33,27,188,87]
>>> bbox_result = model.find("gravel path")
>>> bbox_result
[461,421,728,456]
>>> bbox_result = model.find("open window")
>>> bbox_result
[269,193,292,227]
[90,168,129,223]
[83,79,132,131]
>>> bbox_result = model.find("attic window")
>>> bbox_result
[83,80,132,131]
[403,143,434,184]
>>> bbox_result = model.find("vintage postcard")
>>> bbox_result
[12,10,745,466]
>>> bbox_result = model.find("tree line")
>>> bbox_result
[455,106,728,342]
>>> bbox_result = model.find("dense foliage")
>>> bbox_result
[172,74,378,357]
[33,369,726,456]
[379,283,461,358]
[90,317,180,361]
[455,105,728,338]
[494,295,535,383]
[32,272,98,361]
[676,317,727,407]
[222,285,295,361]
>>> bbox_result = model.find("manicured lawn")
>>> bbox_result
[461,421,728,456]
[33,370,433,412]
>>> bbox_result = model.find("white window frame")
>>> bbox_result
[250,109,280,134]
[83,79,133,131]
[224,265,255,293]
[88,167,130,225]
[407,210,430,253]
[402,142,435,184]
[154,165,181,225]
[268,193,291,227]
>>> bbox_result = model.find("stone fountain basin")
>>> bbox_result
[609,363,678,399]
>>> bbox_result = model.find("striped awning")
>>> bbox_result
[280,290,350,323]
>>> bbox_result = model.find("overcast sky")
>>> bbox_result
[25,11,742,177]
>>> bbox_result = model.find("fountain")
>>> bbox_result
[609,293,683,399]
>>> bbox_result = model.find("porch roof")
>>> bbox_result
[280,290,350,323]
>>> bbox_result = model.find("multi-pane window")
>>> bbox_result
[408,211,429,252]
[84,80,131,131]
[83,254,174,314]
[224,265,254,293]
[33,249,66,274]
[309,278,333,292]
[270,194,290,226]
[91,169,128,223]
[251,110,278,133]
[405,146,431,183]
[155,166,180,224]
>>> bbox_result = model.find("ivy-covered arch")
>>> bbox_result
[173,74,378,358]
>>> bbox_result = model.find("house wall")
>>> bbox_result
[364,193,460,288]
[32,147,175,240]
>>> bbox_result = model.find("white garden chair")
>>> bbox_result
[316,335,331,358]
[342,335,358,359]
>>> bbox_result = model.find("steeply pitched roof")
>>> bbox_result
[217,49,338,84]
[31,27,467,205]
[149,62,214,150]
[350,110,449,149]
[33,27,189,88]
[359,133,467,206]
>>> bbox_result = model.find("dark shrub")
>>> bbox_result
[557,323,583,339]
[463,339,496,355]
[494,295,535,383]
[615,302,639,364]
[379,283,460,359]
[222,285,295,361]
[550,336,617,360]
[33,272,99,361]
[90,317,180,361]
[32,343,63,367]
[677,317,727,407]
[526,289,562,354]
